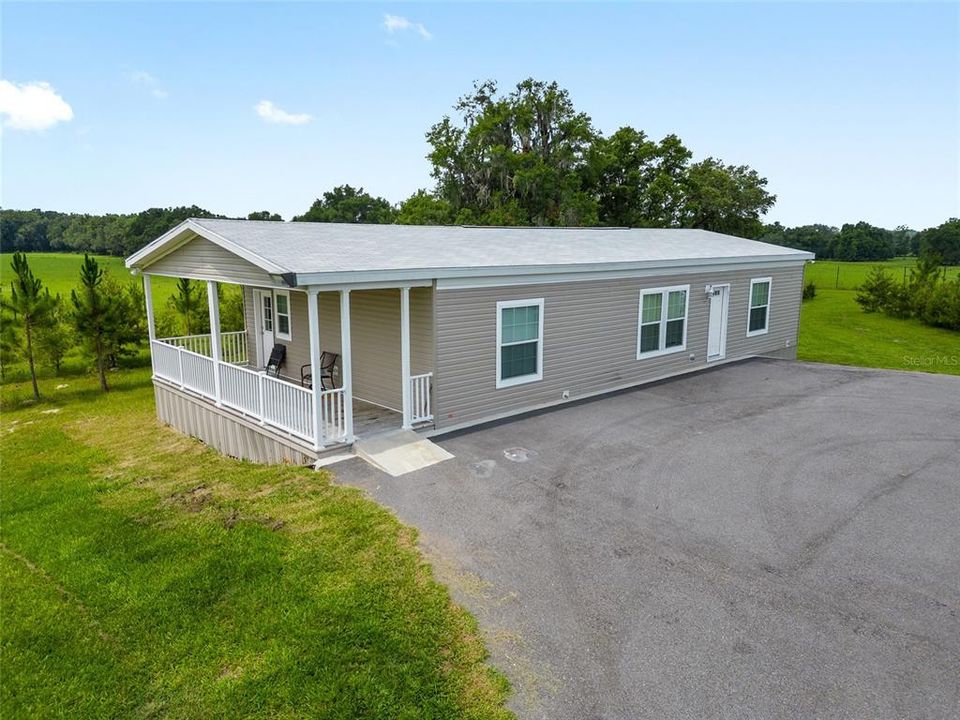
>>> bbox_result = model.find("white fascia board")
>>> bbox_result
[434,256,813,290]
[301,278,434,292]
[125,219,194,268]
[125,219,289,276]
[290,252,813,288]
[140,268,295,289]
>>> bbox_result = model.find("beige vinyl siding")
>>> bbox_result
[241,287,310,382]
[145,233,278,286]
[433,264,804,430]
[277,287,435,410]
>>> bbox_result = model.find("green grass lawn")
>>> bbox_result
[797,259,959,374]
[1,369,512,719]
[798,288,959,374]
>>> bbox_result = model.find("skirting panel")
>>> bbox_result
[154,382,318,465]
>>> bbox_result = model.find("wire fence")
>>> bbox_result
[804,262,960,291]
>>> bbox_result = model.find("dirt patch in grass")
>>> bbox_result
[165,485,213,513]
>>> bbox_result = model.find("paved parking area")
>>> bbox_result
[333,360,960,719]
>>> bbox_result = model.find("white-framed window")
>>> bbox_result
[496,298,544,388]
[261,293,274,333]
[747,277,772,337]
[275,289,292,341]
[637,285,690,358]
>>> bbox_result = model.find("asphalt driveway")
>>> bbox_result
[333,359,960,719]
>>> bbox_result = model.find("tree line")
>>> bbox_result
[2,78,957,266]
[1,253,243,396]
[759,220,960,264]
[0,206,279,258]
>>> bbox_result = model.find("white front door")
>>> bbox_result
[707,284,730,362]
[255,290,275,366]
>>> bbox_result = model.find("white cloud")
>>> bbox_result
[127,70,168,100]
[0,80,74,131]
[383,14,431,40]
[254,100,311,126]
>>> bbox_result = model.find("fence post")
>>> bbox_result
[177,346,185,389]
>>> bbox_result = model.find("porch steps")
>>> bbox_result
[353,429,454,477]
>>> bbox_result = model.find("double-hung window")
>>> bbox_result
[747,278,771,336]
[275,290,292,341]
[496,298,544,388]
[637,285,689,358]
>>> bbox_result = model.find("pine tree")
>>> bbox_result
[2,252,54,399]
[169,277,201,335]
[71,254,129,391]
[35,293,72,375]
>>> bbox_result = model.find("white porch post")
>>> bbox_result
[142,274,156,341]
[143,274,156,378]
[206,280,223,406]
[339,289,354,443]
[400,286,412,430]
[306,288,323,450]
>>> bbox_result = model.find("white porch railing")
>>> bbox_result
[410,372,433,424]
[151,333,430,447]
[262,374,314,441]
[319,388,347,443]
[158,331,247,364]
[150,337,350,446]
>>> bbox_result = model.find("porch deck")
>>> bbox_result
[149,332,431,463]
[354,400,403,437]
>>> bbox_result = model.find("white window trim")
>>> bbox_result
[496,297,545,389]
[746,277,772,338]
[637,284,691,360]
[274,289,292,341]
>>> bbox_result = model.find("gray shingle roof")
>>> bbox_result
[190,218,811,275]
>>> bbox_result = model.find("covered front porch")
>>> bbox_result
[142,276,434,461]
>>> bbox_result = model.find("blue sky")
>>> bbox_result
[2,1,958,230]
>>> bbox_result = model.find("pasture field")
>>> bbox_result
[0,252,178,308]
[0,369,512,719]
[803,257,960,291]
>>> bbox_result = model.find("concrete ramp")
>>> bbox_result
[354,429,454,477]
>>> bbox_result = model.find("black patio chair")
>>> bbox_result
[265,344,286,378]
[301,351,338,390]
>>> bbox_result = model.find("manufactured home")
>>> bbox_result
[126,219,814,464]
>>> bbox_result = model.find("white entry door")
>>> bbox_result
[707,284,730,362]
[255,290,275,366]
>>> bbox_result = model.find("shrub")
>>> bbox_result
[920,277,960,331]
[855,258,960,331]
[855,267,897,312]
[802,282,816,300]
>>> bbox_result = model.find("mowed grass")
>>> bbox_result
[0,252,179,307]
[798,262,960,375]
[1,369,512,719]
